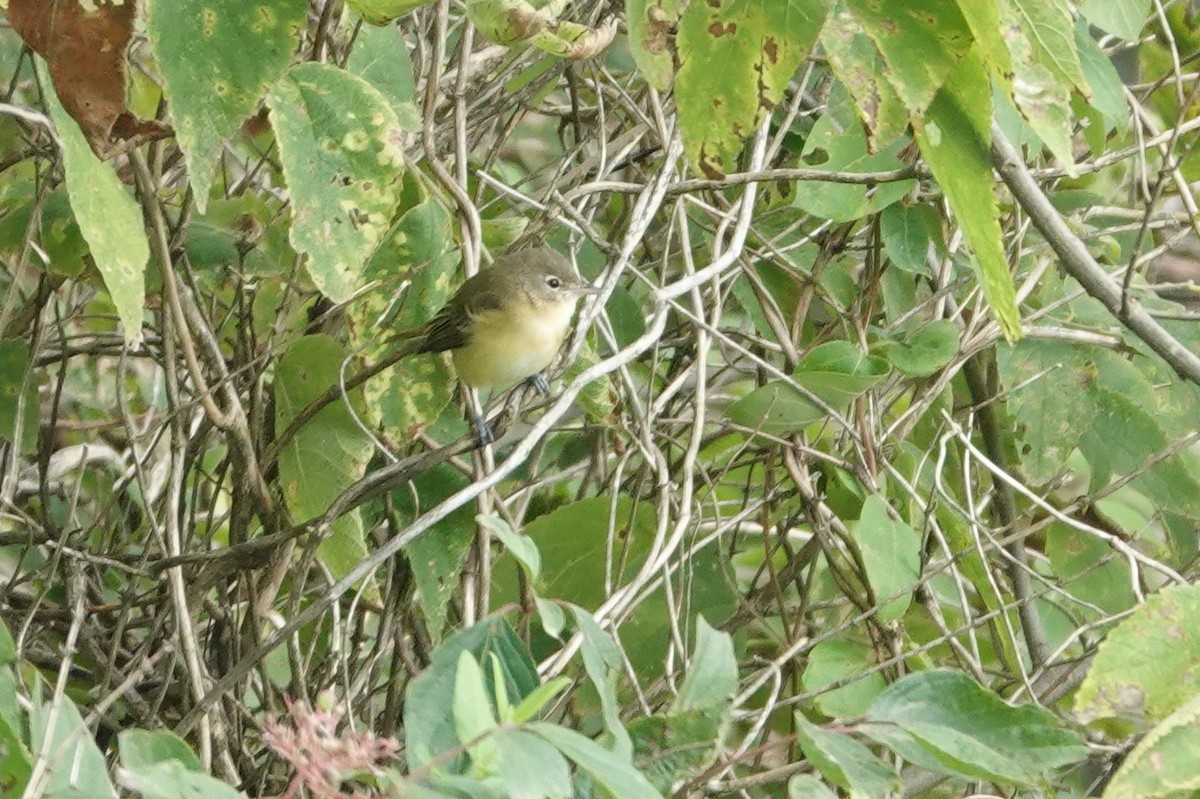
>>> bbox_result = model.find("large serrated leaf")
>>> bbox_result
[913,51,1021,339]
[267,63,406,302]
[998,0,1085,171]
[820,5,908,148]
[677,0,829,177]
[844,0,972,117]
[148,0,307,212]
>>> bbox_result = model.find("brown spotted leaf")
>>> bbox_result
[5,0,169,159]
[676,0,829,178]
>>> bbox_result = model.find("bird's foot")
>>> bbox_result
[527,373,551,396]
[470,408,495,447]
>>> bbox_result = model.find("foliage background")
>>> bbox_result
[1,0,1200,796]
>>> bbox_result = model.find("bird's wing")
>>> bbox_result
[411,274,506,354]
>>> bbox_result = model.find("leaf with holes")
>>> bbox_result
[677,0,829,177]
[267,63,405,302]
[148,0,307,212]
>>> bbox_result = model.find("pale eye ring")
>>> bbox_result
[546,276,563,289]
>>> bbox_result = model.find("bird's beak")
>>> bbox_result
[572,278,602,296]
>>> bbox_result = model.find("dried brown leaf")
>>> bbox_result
[5,0,170,159]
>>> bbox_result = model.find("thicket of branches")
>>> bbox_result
[2,0,1200,797]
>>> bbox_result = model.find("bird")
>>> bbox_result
[391,246,599,442]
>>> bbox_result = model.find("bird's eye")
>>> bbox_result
[545,276,563,289]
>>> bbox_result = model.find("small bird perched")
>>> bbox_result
[392,246,599,442]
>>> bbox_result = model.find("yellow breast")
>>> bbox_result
[451,299,578,389]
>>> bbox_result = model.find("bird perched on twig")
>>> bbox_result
[391,246,599,442]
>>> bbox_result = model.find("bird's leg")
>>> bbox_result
[462,385,494,446]
[469,404,494,446]
[526,372,551,396]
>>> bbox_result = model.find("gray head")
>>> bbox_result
[493,247,599,306]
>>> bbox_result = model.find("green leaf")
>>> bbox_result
[1075,584,1200,727]
[0,671,32,798]
[45,74,147,342]
[802,638,887,719]
[1075,22,1129,131]
[674,617,736,713]
[405,618,538,772]
[466,1,617,57]
[275,335,375,580]
[998,0,1084,170]
[347,21,421,131]
[393,464,475,639]
[794,715,900,799]
[955,0,1012,74]
[119,760,245,799]
[480,215,530,252]
[819,6,908,147]
[1102,690,1200,799]
[880,203,941,275]
[267,63,405,302]
[493,498,735,683]
[347,0,434,25]
[30,694,118,799]
[493,729,573,799]
[996,337,1089,484]
[677,0,829,177]
[853,495,921,623]
[118,730,203,773]
[0,185,87,277]
[478,514,540,582]
[844,0,972,116]
[914,51,1021,339]
[627,620,735,789]
[147,0,306,212]
[1002,0,1087,91]
[1079,389,1200,518]
[728,341,889,437]
[627,0,680,90]
[788,775,839,799]
[529,723,664,799]
[864,670,1087,784]
[628,710,725,792]
[881,319,960,377]
[0,339,36,452]
[1045,522,1136,617]
[794,341,891,405]
[454,652,500,772]
[357,194,458,435]
[510,677,572,724]
[727,381,824,436]
[1080,0,1150,42]
[509,497,656,609]
[535,597,566,639]
[0,619,14,666]
[572,605,633,759]
[793,117,915,221]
